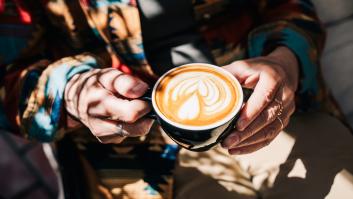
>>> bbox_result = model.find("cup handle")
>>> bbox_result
[141,88,158,119]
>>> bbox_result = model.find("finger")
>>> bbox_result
[228,140,272,155]
[87,118,127,144]
[95,133,126,144]
[86,84,151,123]
[232,116,284,148]
[66,69,102,118]
[229,103,292,150]
[97,68,149,98]
[87,97,151,123]
[222,88,284,148]
[222,61,253,83]
[87,118,154,144]
[123,118,154,137]
[222,89,297,149]
[236,68,282,130]
[228,112,293,155]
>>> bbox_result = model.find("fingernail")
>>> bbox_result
[222,134,239,149]
[236,119,246,131]
[131,82,148,94]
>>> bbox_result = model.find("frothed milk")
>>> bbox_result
[155,65,239,127]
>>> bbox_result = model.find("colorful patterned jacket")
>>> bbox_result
[0,0,325,142]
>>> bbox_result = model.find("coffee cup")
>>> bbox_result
[143,63,251,151]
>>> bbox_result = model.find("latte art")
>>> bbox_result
[169,72,232,120]
[155,65,239,127]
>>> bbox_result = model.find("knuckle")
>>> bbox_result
[115,75,137,95]
[91,68,101,73]
[261,89,276,103]
[123,112,139,123]
[121,74,138,87]
[266,66,278,76]
[86,72,100,84]
[83,69,100,79]
[267,104,278,121]
[272,72,283,83]
[101,68,115,74]
[266,67,284,85]
[101,96,112,108]
[284,88,296,102]
[271,64,286,77]
[234,60,248,66]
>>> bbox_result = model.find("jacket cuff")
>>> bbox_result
[22,54,100,141]
[248,21,319,99]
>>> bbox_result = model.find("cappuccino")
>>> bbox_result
[155,65,240,127]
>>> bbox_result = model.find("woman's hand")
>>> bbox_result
[64,68,154,144]
[221,46,299,155]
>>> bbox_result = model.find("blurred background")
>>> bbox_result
[0,0,352,198]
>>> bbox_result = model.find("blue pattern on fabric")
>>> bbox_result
[161,144,179,160]
[144,185,159,195]
[28,57,99,141]
[125,52,146,61]
[94,0,130,8]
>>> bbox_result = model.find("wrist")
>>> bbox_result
[267,46,299,90]
[64,72,83,129]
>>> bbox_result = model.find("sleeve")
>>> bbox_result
[247,0,326,108]
[0,2,100,141]
[1,55,101,142]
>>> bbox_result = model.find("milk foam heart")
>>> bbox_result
[155,65,239,127]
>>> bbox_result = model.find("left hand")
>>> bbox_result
[221,46,299,155]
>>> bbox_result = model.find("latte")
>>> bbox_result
[155,65,240,127]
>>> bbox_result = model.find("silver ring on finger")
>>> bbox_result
[274,98,284,117]
[274,98,284,129]
[95,123,128,143]
[114,123,129,137]
[276,116,284,130]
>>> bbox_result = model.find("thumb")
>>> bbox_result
[98,69,149,98]
[114,74,149,98]
[222,60,253,83]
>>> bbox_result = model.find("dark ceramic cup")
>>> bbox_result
[144,63,251,152]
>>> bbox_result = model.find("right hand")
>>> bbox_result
[64,68,154,144]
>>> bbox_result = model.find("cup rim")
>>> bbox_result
[151,63,244,131]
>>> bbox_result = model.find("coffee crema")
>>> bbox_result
[155,65,239,127]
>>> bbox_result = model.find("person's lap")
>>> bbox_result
[174,112,353,199]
